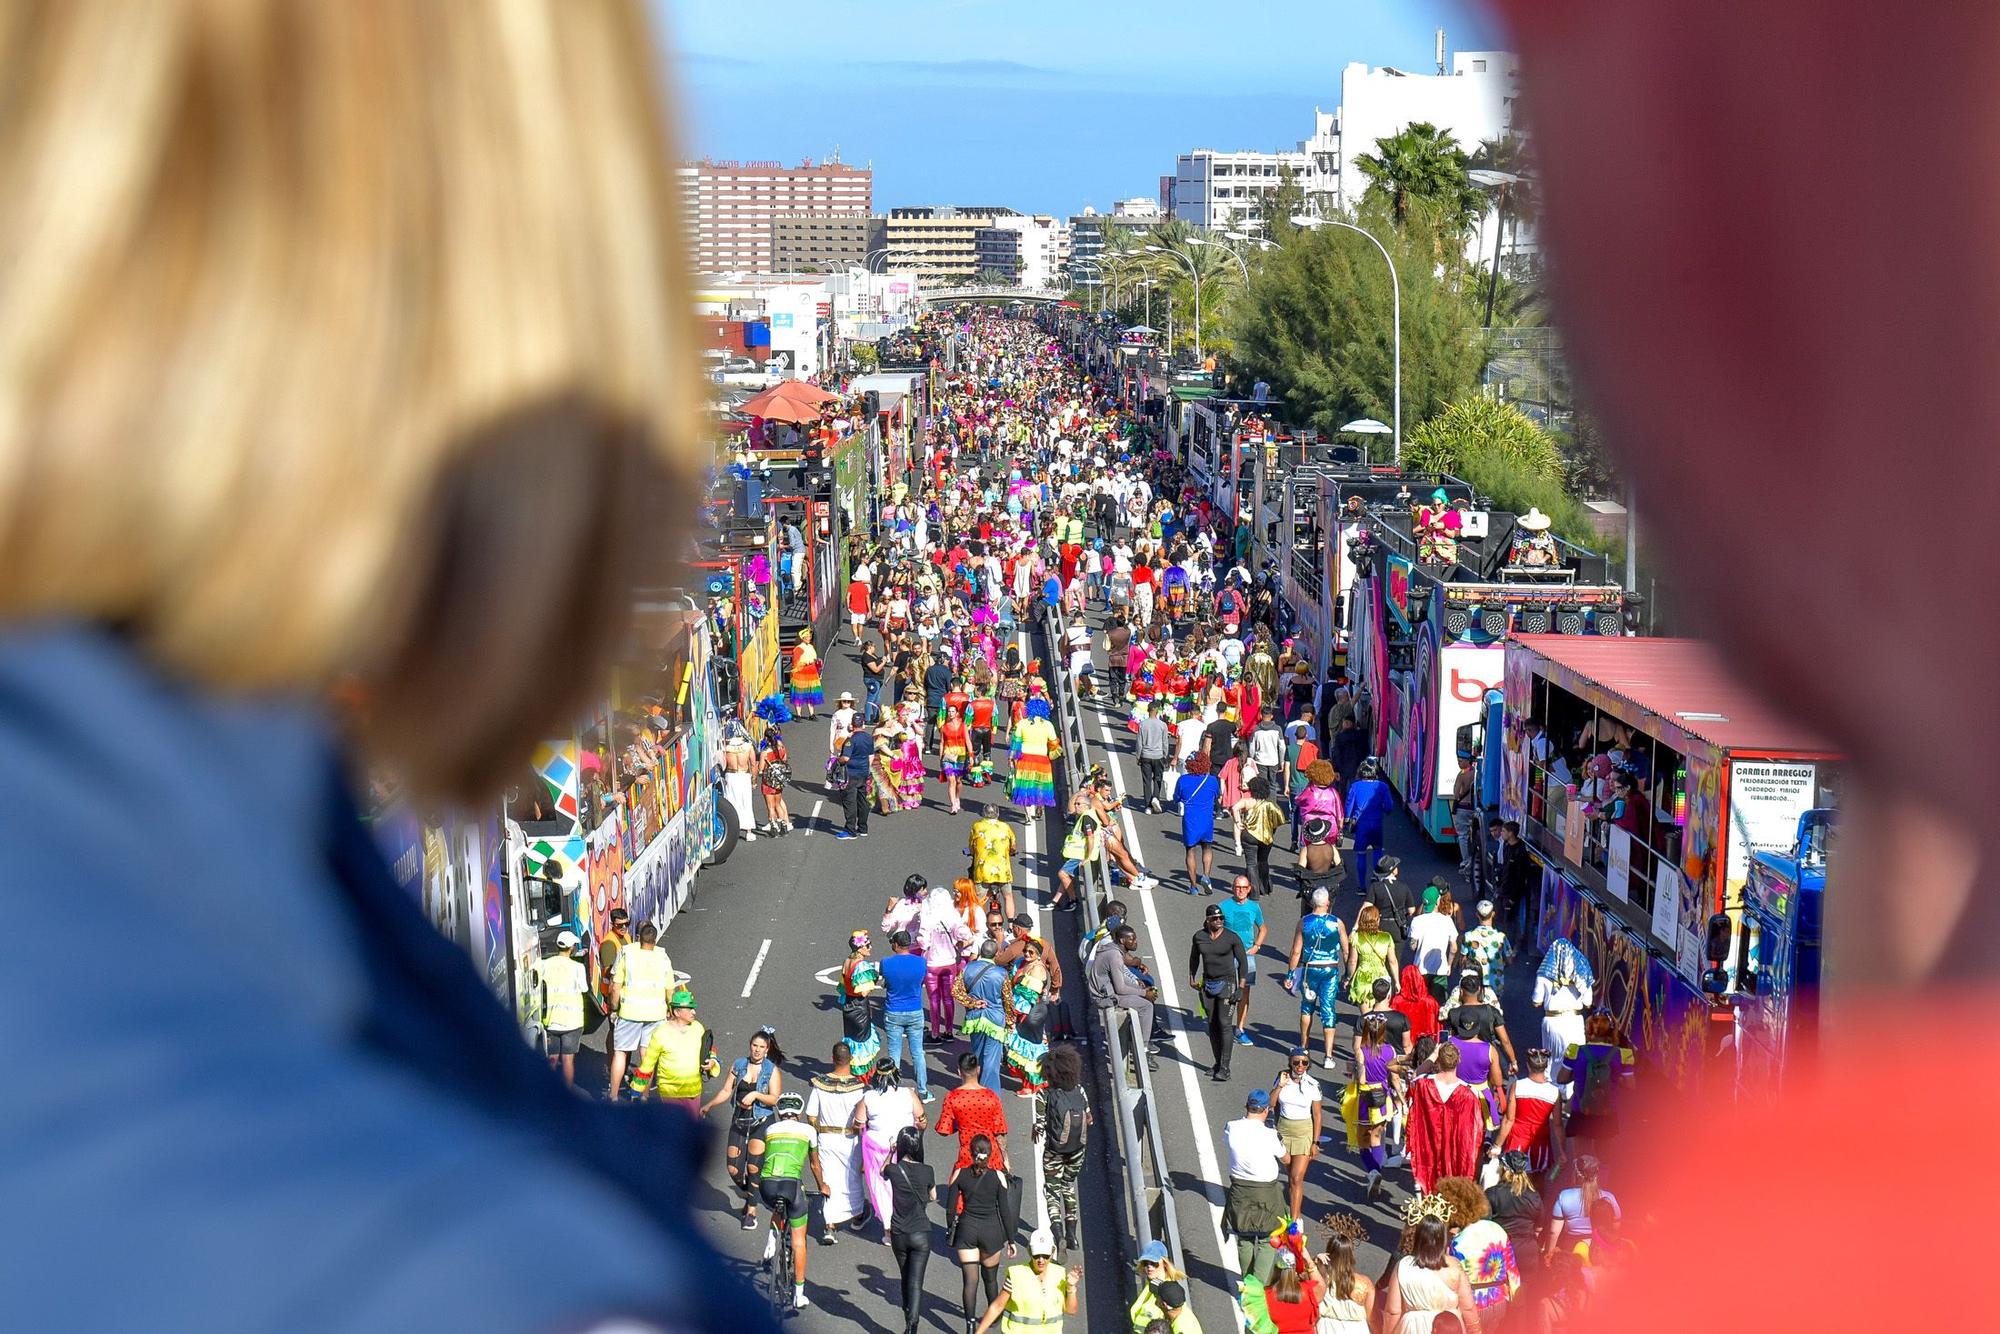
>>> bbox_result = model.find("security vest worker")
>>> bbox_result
[629,988,717,1110]
[596,906,631,1013]
[530,929,589,1086]
[604,921,672,1100]
[1127,1239,1178,1331]
[974,1228,1079,1333]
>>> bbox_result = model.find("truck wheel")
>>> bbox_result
[704,794,741,868]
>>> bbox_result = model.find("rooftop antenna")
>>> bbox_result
[1436,27,1448,74]
[830,143,842,164]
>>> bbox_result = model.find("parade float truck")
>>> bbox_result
[1730,807,1834,1094]
[1498,635,1841,1090]
[1269,461,1457,702]
[1345,488,1625,842]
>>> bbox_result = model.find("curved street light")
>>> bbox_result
[1292,214,1401,465]
[1187,235,1250,283]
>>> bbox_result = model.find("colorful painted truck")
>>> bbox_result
[368,604,727,1037]
[1498,635,1841,1089]
[1348,494,1626,841]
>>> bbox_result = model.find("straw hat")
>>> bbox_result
[1518,508,1552,532]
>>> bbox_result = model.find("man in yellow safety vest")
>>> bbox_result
[975,1228,1080,1333]
[530,929,589,1085]
[605,921,672,1100]
[628,988,718,1113]
[596,907,630,1015]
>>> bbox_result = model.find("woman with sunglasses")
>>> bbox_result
[1127,1240,1189,1331]
[1272,1049,1325,1223]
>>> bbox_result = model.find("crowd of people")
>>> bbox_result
[570,310,1642,1330]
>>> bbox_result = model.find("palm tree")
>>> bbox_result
[1137,221,1245,361]
[1470,134,1541,325]
[1355,123,1483,235]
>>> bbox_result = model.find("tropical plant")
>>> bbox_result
[1402,394,1563,478]
[1468,134,1540,326]
[1226,200,1486,433]
[1355,122,1484,236]
[1404,393,1608,550]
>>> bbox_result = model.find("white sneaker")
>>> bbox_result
[793,1286,811,1310]
[762,1230,777,1262]
[1322,1056,1337,1070]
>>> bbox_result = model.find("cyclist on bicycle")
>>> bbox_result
[759,1091,828,1311]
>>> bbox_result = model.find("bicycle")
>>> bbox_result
[765,1208,795,1319]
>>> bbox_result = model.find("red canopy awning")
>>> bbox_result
[739,379,835,424]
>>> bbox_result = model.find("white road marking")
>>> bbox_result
[812,965,840,988]
[740,937,772,998]
[803,799,824,834]
[1091,666,1239,1292]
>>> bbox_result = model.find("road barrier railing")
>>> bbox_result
[1040,603,1185,1287]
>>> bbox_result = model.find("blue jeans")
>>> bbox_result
[883,1010,928,1095]
[863,674,883,724]
[972,1032,1005,1093]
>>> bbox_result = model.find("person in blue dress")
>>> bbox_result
[1285,886,1350,1068]
[1345,757,1395,886]
[1173,750,1224,895]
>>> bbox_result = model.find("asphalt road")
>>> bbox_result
[588,604,1542,1333]
[619,624,1128,1333]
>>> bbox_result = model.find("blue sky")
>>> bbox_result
[652,1,1505,217]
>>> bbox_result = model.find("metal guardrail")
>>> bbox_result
[1040,603,1186,1289]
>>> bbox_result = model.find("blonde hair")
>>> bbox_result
[0,1,703,797]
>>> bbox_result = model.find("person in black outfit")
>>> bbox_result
[1363,856,1416,953]
[882,1124,936,1334]
[945,1134,1018,1328]
[1187,903,1249,1080]
[1488,817,1538,942]
[1330,713,1369,791]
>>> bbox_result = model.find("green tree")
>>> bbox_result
[1468,134,1541,326]
[1257,165,1306,243]
[1355,122,1483,236]
[1404,394,1608,550]
[1226,201,1486,433]
[1403,394,1563,480]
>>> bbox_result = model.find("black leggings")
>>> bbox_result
[891,1233,931,1334]
[960,1256,1001,1321]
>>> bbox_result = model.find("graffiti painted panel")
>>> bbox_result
[1538,862,1709,1091]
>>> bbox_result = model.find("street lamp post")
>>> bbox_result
[1190,235,1251,283]
[1145,244,1203,366]
[1292,215,1401,465]
[1467,168,1523,329]
[864,246,891,274]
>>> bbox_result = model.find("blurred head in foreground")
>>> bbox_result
[0,0,703,801]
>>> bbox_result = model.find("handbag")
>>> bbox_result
[824,754,851,793]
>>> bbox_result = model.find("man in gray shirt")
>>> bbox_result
[1087,924,1160,1070]
[1133,700,1172,813]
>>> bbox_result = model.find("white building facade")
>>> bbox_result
[1332,51,1520,209]
[1169,148,1323,235]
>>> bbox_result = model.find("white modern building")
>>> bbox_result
[1330,49,1520,210]
[1168,148,1324,235]
[981,214,1062,290]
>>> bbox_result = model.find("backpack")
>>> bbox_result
[1043,1085,1088,1155]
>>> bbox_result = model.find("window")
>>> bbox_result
[1519,676,1687,938]
[1473,59,1488,72]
